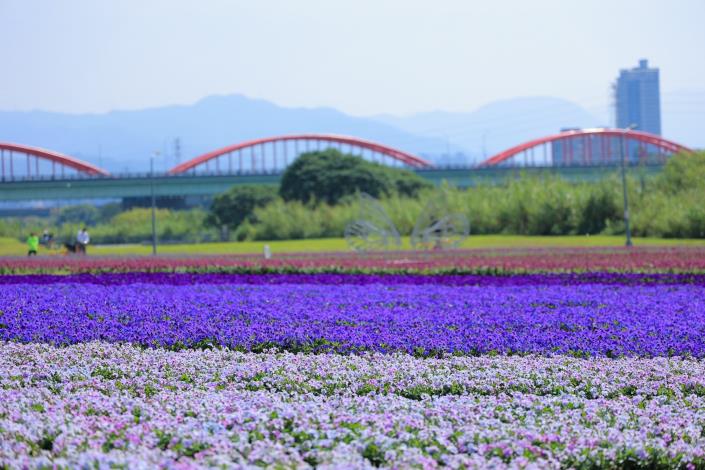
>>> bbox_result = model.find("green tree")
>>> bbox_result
[657,151,705,194]
[205,185,277,230]
[577,183,621,235]
[279,149,431,204]
[55,204,101,226]
[98,203,123,223]
[89,208,216,244]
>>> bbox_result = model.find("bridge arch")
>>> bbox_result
[0,142,110,180]
[168,134,433,175]
[479,129,692,168]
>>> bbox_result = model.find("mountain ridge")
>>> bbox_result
[1,93,699,172]
[0,94,455,172]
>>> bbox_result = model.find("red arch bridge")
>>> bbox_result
[478,128,691,168]
[0,142,109,181]
[0,134,432,181]
[0,130,692,181]
[168,134,432,175]
[0,130,694,201]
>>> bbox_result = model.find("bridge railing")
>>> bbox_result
[0,168,289,183]
[0,161,669,183]
[0,173,112,183]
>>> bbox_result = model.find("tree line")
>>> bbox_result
[3,148,703,244]
[206,148,705,240]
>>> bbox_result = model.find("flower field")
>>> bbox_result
[2,245,705,274]
[2,249,705,468]
[3,343,705,469]
[2,274,705,357]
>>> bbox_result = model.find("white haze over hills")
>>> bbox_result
[0,95,449,173]
[372,96,603,164]
[0,93,701,172]
[375,91,705,161]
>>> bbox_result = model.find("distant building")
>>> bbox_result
[614,59,661,135]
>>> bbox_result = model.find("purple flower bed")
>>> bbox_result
[1,277,704,357]
[3,269,705,468]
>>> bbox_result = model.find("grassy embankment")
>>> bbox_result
[1,235,704,257]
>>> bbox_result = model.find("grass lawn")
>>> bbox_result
[0,235,704,257]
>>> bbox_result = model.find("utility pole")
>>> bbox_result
[620,124,637,247]
[150,152,159,255]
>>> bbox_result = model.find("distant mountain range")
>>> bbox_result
[372,96,603,163]
[0,95,449,172]
[0,93,701,172]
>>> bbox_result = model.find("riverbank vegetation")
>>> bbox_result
[1,150,703,244]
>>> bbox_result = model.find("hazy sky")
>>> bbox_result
[1,0,703,117]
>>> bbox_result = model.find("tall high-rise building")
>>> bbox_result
[614,59,661,135]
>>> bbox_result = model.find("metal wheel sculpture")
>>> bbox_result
[344,193,401,252]
[410,196,469,250]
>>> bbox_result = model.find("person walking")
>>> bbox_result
[41,229,54,249]
[76,227,90,255]
[27,232,39,257]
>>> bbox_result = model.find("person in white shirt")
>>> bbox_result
[76,227,90,254]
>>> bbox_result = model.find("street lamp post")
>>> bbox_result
[619,124,637,247]
[150,152,158,255]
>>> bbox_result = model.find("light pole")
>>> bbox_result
[619,124,637,247]
[150,151,159,255]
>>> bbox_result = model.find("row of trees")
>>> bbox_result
[206,149,432,238]
[4,149,702,244]
[0,206,218,246]
[206,149,705,240]
[1,149,429,245]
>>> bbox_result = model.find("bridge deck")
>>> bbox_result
[0,165,663,202]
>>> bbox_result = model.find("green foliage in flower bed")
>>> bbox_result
[3,342,705,468]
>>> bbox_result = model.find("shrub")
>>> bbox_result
[279,149,431,204]
[205,185,277,230]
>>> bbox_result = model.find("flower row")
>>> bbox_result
[2,342,704,468]
[2,280,704,357]
[2,246,705,274]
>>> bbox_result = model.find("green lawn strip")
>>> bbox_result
[1,235,704,257]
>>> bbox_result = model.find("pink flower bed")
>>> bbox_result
[2,246,705,274]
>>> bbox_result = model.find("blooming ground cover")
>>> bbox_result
[2,262,705,468]
[2,275,705,357]
[2,342,705,468]
[2,246,705,274]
